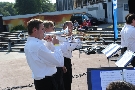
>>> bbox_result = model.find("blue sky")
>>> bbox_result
[0,0,56,3]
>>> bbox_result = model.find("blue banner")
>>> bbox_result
[113,0,118,40]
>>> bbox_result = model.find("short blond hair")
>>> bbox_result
[43,21,54,28]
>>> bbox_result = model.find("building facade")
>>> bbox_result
[56,0,73,11]
[56,0,105,11]
[106,0,128,22]
[56,0,129,23]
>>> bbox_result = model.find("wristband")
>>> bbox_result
[54,44,59,46]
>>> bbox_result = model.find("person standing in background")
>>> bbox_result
[73,20,79,30]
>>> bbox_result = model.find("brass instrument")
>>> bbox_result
[44,27,69,37]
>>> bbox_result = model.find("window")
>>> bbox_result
[85,13,92,17]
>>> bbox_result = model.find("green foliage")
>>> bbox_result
[14,0,43,15]
[0,0,56,16]
[41,0,56,12]
[0,2,17,16]
[10,25,27,32]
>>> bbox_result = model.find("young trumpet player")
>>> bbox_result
[43,21,66,90]
[58,21,82,90]
[43,21,82,90]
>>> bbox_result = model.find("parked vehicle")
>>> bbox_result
[85,13,99,25]
[70,13,99,26]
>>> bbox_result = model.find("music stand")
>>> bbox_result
[115,50,135,67]
[101,43,121,66]
[87,67,135,90]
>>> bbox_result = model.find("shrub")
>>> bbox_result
[10,25,27,32]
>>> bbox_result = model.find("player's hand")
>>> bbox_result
[63,66,67,73]
[52,36,59,45]
[44,35,53,42]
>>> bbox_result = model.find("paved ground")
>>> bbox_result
[0,50,118,90]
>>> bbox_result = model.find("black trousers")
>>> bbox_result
[34,75,58,90]
[121,47,135,67]
[54,67,65,90]
[121,47,127,55]
[63,57,72,90]
[131,56,135,67]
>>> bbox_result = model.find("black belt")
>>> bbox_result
[45,76,52,78]
[45,74,55,78]
[64,57,70,59]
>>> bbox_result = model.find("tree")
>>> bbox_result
[41,0,56,12]
[14,0,42,14]
[0,0,56,16]
[0,2,17,16]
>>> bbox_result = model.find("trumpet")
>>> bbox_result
[44,27,69,37]
[44,27,84,43]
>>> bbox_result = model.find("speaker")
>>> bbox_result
[0,15,4,32]
[3,25,9,32]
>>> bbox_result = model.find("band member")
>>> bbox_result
[43,21,66,90]
[120,13,131,55]
[122,14,135,67]
[24,19,64,90]
[44,21,82,90]
[61,21,81,90]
